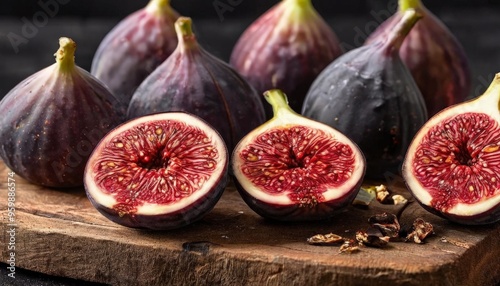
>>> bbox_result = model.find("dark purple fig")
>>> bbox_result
[231,89,366,221]
[91,0,179,105]
[229,0,342,116]
[127,17,266,152]
[365,0,471,116]
[0,38,125,188]
[84,112,228,230]
[302,10,428,179]
[403,74,500,225]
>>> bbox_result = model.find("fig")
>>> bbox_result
[91,0,179,105]
[229,0,342,115]
[402,74,500,225]
[84,112,229,230]
[365,0,471,116]
[128,17,266,152]
[0,37,125,188]
[302,10,428,179]
[231,89,366,221]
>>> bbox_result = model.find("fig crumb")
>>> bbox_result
[307,233,344,246]
[338,240,360,254]
[406,218,434,244]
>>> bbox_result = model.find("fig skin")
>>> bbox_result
[91,0,179,105]
[128,17,266,152]
[84,112,229,230]
[229,0,342,116]
[302,10,428,179]
[402,74,500,225]
[232,89,366,221]
[0,38,126,188]
[365,0,471,116]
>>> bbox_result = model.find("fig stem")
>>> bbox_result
[54,37,76,73]
[282,0,315,21]
[175,17,197,50]
[399,0,423,11]
[383,9,422,54]
[264,89,297,118]
[146,0,172,15]
[482,73,500,109]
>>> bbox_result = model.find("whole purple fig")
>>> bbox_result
[127,17,266,152]
[365,0,471,116]
[302,10,428,179]
[0,38,125,188]
[91,0,179,105]
[230,0,343,116]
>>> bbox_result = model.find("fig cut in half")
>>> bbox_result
[403,74,500,225]
[231,89,366,221]
[84,112,229,230]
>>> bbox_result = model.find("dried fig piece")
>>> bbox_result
[0,37,125,187]
[403,73,500,225]
[406,218,434,244]
[231,89,366,221]
[307,233,344,246]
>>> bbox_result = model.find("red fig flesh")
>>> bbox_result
[91,0,179,105]
[84,112,229,230]
[403,74,500,225]
[232,89,366,221]
[0,38,125,188]
[128,17,266,152]
[230,0,342,115]
[365,0,471,116]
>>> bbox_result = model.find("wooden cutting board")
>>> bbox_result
[0,161,499,286]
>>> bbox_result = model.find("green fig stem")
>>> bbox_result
[264,89,297,118]
[281,0,316,21]
[399,0,423,11]
[480,73,500,110]
[175,17,198,50]
[383,9,422,54]
[54,37,76,73]
[146,0,173,15]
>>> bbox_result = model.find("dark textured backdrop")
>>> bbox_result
[1,0,500,100]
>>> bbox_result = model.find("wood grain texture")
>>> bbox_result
[0,161,499,286]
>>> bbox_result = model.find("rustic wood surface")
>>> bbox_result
[0,161,499,286]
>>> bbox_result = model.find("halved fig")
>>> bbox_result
[403,74,500,225]
[84,112,229,230]
[231,89,366,221]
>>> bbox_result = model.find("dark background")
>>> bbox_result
[1,0,500,100]
[0,1,500,285]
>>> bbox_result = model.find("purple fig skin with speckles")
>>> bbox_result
[91,0,179,105]
[365,0,471,116]
[230,0,342,115]
[0,38,126,188]
[127,17,266,152]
